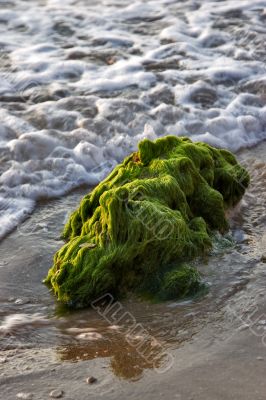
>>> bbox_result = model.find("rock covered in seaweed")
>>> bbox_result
[44,136,249,307]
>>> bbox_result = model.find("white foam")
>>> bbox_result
[0,313,49,333]
[0,0,266,239]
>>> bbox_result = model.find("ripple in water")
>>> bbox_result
[0,0,266,238]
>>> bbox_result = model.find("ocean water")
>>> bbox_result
[0,0,266,239]
[0,0,266,385]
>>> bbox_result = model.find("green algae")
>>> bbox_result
[45,136,249,307]
[159,264,202,300]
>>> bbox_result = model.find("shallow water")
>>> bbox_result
[0,0,266,383]
[0,0,266,238]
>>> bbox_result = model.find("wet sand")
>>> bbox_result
[0,142,265,399]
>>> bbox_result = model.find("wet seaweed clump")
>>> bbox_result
[45,136,249,307]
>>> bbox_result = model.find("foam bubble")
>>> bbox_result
[0,0,266,239]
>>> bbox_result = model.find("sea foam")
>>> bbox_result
[0,0,265,239]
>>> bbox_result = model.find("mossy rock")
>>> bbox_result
[159,264,202,300]
[44,136,249,307]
